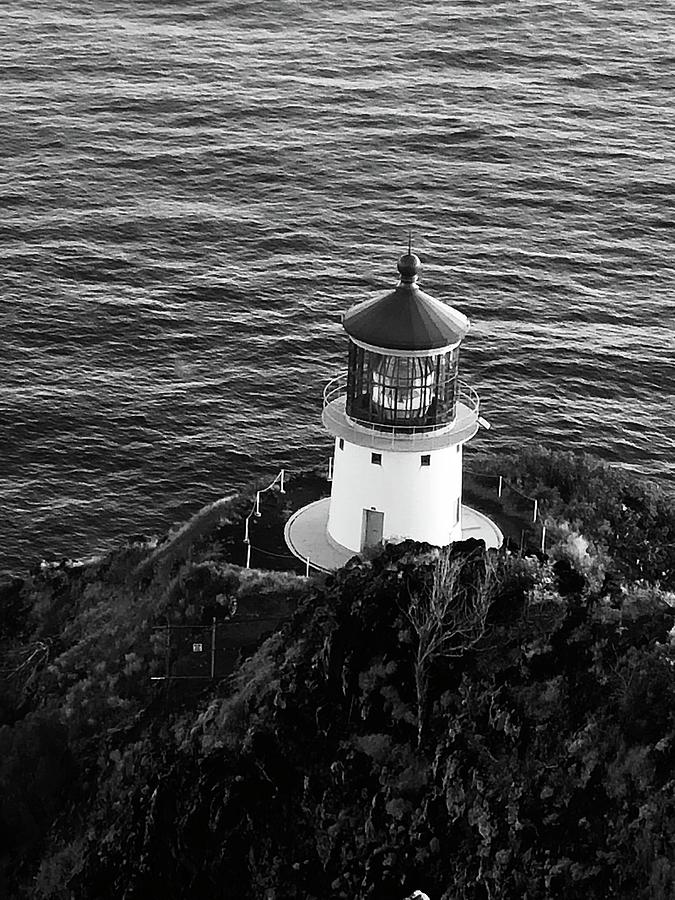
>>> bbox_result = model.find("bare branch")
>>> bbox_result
[1,641,50,681]
[404,548,496,746]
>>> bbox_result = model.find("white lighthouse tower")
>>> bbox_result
[285,248,502,571]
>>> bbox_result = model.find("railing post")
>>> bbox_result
[498,475,503,499]
[532,498,538,523]
[210,617,217,680]
[164,619,171,681]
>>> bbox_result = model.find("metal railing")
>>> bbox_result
[463,462,548,554]
[242,470,324,576]
[243,469,285,568]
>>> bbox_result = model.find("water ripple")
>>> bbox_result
[1,0,674,569]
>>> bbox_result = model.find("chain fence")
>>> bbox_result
[464,467,548,555]
[242,469,325,575]
[150,616,285,682]
[241,464,550,575]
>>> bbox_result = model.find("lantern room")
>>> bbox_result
[346,345,459,429]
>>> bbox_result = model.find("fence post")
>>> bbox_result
[164,620,171,681]
[280,468,285,494]
[210,617,217,680]
[498,475,503,499]
[532,498,538,523]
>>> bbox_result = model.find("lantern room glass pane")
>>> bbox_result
[346,343,459,430]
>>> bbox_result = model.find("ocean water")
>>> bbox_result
[1,0,673,571]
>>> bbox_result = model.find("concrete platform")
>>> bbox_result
[284,498,503,573]
[461,506,504,549]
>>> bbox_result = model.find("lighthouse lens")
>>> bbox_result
[371,356,435,421]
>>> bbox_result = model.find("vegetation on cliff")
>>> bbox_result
[0,449,673,899]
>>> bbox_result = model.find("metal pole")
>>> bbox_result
[244,517,249,543]
[164,620,171,681]
[328,457,333,481]
[246,543,251,569]
[255,492,261,517]
[540,525,547,553]
[305,556,310,577]
[210,617,216,680]
[532,498,538,523]
[498,475,503,499]
[280,468,285,494]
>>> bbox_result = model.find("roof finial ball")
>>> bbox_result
[397,233,422,284]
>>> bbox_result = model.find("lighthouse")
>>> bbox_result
[285,248,502,571]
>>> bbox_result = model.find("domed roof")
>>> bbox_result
[342,253,469,352]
